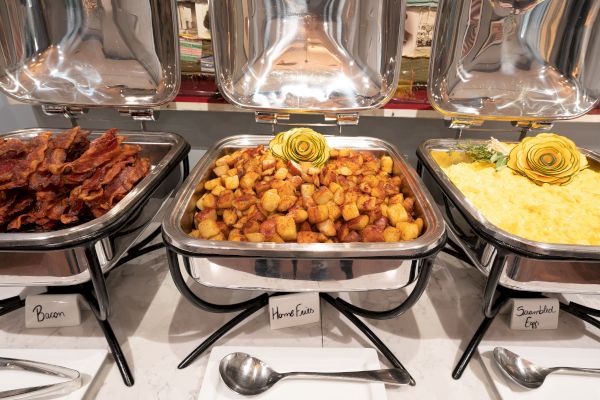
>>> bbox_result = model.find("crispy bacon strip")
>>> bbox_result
[61,129,123,174]
[0,133,51,190]
[89,157,150,217]
[0,138,27,161]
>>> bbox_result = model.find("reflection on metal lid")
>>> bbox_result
[210,0,404,113]
[429,0,600,122]
[0,0,179,108]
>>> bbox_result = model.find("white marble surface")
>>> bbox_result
[1,251,599,400]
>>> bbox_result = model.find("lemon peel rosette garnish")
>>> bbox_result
[269,127,330,168]
[507,133,588,186]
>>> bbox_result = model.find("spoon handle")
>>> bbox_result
[554,367,600,375]
[282,368,413,386]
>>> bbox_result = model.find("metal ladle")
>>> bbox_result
[493,347,600,389]
[219,352,413,396]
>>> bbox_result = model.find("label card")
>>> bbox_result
[269,293,320,330]
[510,298,559,331]
[25,294,82,329]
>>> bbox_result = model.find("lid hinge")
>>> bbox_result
[42,105,87,119]
[446,118,485,129]
[118,108,157,121]
[255,112,359,127]
[511,121,554,131]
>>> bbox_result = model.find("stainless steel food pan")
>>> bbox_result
[0,128,189,286]
[417,139,600,294]
[163,135,446,260]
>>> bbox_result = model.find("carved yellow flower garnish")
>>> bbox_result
[269,127,330,168]
[507,133,588,185]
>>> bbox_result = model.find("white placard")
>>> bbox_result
[25,294,82,329]
[510,298,559,331]
[269,293,320,330]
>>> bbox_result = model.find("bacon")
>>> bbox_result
[1,128,149,232]
[89,157,150,217]
[0,133,51,191]
[62,129,123,175]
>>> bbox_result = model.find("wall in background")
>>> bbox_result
[0,95,598,168]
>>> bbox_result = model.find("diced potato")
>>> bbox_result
[209,232,226,241]
[268,234,286,243]
[362,225,385,242]
[381,203,388,218]
[243,220,261,234]
[308,205,329,224]
[339,149,351,157]
[194,208,217,225]
[222,209,238,226]
[240,171,260,189]
[277,194,297,212]
[198,219,221,239]
[223,175,239,190]
[403,197,415,214]
[261,190,281,212]
[359,182,371,194]
[301,183,316,197]
[341,230,362,242]
[387,203,409,226]
[415,217,424,234]
[333,188,345,205]
[225,168,238,177]
[381,156,393,174]
[329,182,342,193]
[371,185,386,200]
[276,216,297,241]
[289,175,303,188]
[189,229,201,238]
[344,191,359,205]
[245,232,266,243]
[215,154,232,166]
[228,228,243,241]
[348,215,369,231]
[327,203,341,220]
[255,181,271,196]
[233,194,257,211]
[357,195,376,211]
[200,193,216,209]
[383,227,400,242]
[204,178,221,191]
[337,166,352,176]
[259,218,277,238]
[211,185,226,196]
[299,221,312,232]
[342,203,360,221]
[396,221,420,241]
[389,193,404,205]
[274,167,288,180]
[313,187,333,205]
[302,196,316,208]
[297,231,320,243]
[317,220,336,236]
[262,168,275,176]
[262,159,276,170]
[213,165,229,177]
[288,208,308,224]
[217,190,234,209]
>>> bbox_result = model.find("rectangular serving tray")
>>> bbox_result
[417,138,600,294]
[0,128,189,286]
[163,135,445,260]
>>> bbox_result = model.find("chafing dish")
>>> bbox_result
[417,0,600,379]
[0,0,188,386]
[418,139,600,293]
[0,128,188,287]
[163,135,445,291]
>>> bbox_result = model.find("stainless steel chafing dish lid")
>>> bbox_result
[428,0,600,124]
[209,0,405,114]
[0,0,179,109]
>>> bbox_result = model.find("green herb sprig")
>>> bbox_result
[456,142,509,170]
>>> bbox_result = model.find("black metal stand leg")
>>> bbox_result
[0,296,26,317]
[321,293,416,386]
[178,297,269,369]
[452,293,510,379]
[80,288,135,386]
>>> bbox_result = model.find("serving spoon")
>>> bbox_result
[493,347,600,389]
[219,352,414,396]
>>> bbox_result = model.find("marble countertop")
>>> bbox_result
[1,249,599,399]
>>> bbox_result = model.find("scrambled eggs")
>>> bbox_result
[439,157,600,245]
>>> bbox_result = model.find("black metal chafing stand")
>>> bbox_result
[166,246,444,386]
